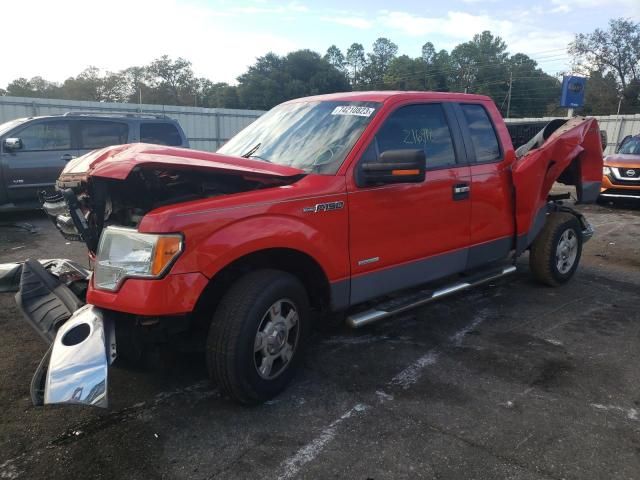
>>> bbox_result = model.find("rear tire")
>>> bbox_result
[206,269,310,404]
[529,212,583,287]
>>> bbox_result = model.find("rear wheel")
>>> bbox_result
[529,212,583,286]
[206,269,310,404]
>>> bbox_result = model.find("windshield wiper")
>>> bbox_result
[248,155,271,163]
[241,143,261,158]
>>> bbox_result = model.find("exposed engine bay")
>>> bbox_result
[42,166,298,253]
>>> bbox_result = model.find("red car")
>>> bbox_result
[4,91,603,408]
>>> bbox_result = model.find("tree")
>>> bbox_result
[505,54,560,117]
[569,18,640,90]
[428,50,454,92]
[362,38,398,88]
[451,31,509,96]
[621,78,640,113]
[199,80,239,108]
[421,42,436,65]
[324,45,346,71]
[236,50,350,110]
[146,55,197,105]
[385,55,425,90]
[59,67,129,102]
[578,70,620,115]
[121,66,150,104]
[6,76,60,98]
[345,43,366,88]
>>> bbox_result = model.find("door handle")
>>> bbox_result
[453,183,470,200]
[61,154,75,161]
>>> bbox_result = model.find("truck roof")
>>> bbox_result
[283,91,492,104]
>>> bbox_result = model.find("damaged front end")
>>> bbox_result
[7,144,305,409]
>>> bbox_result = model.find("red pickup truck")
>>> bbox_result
[2,91,603,408]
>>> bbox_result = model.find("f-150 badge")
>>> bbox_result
[303,201,345,213]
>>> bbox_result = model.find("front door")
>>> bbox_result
[3,119,76,204]
[347,102,471,305]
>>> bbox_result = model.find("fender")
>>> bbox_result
[185,213,349,282]
[512,117,603,252]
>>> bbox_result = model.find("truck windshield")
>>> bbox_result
[0,118,29,136]
[218,101,380,174]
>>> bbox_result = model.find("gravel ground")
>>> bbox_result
[0,200,639,480]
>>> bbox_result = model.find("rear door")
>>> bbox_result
[347,102,472,305]
[76,120,129,157]
[4,119,76,203]
[454,102,514,269]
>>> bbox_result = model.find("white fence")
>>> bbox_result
[0,96,265,152]
[505,114,640,155]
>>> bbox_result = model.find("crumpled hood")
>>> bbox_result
[61,143,305,181]
[604,153,640,166]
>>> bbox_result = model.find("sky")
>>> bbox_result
[1,0,638,88]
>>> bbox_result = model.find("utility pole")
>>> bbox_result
[506,71,512,119]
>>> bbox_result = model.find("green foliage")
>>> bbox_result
[345,43,366,88]
[361,38,399,88]
[324,45,346,71]
[569,18,640,90]
[236,50,350,110]
[580,70,619,115]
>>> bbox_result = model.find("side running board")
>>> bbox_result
[347,265,517,328]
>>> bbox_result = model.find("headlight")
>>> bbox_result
[94,227,182,291]
[603,166,611,175]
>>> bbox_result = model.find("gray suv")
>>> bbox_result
[0,112,189,211]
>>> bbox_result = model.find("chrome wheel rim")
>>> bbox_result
[556,228,578,274]
[253,299,299,380]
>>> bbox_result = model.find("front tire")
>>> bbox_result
[206,269,310,404]
[529,212,583,286]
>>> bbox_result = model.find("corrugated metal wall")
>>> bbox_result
[506,114,640,155]
[0,96,265,151]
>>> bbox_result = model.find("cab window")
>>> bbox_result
[460,104,501,163]
[14,121,71,151]
[79,121,128,149]
[140,123,182,146]
[371,103,457,169]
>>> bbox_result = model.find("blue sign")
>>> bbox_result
[560,76,586,108]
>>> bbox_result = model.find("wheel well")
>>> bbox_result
[192,248,331,326]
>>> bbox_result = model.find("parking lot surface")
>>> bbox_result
[1,202,639,480]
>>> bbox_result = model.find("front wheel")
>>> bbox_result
[206,269,310,404]
[529,212,583,286]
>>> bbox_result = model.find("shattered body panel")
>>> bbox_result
[61,143,305,182]
[512,117,603,244]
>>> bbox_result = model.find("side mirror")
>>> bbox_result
[3,138,23,151]
[360,149,426,186]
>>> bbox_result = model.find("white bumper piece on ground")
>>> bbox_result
[45,305,116,408]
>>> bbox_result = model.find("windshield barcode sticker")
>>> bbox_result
[331,106,375,117]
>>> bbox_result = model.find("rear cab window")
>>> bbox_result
[140,122,183,146]
[362,103,458,170]
[460,104,501,163]
[79,121,128,149]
